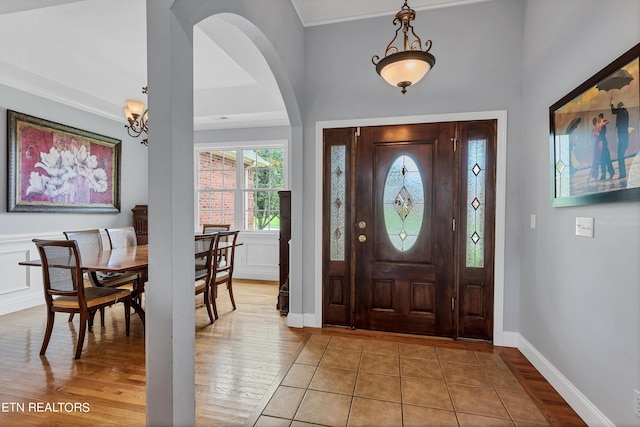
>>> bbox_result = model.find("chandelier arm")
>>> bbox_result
[384,18,403,57]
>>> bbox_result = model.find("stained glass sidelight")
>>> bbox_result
[383,155,424,252]
[466,139,486,267]
[330,145,346,261]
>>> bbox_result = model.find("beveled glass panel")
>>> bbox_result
[330,145,346,261]
[383,155,424,252]
[466,139,486,268]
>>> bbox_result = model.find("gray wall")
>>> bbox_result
[520,1,640,425]
[302,0,526,328]
[0,83,148,234]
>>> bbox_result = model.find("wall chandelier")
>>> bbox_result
[123,86,148,145]
[372,1,436,94]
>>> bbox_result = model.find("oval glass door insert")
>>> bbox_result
[383,154,424,252]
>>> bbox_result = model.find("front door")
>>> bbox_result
[354,123,456,336]
[322,121,496,340]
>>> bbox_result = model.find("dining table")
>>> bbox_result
[19,237,241,328]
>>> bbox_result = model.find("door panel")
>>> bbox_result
[355,123,455,336]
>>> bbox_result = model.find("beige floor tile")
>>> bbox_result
[354,372,401,402]
[449,384,510,419]
[309,366,357,395]
[485,366,525,392]
[320,348,361,370]
[282,364,317,389]
[359,352,399,376]
[263,386,307,419]
[399,343,438,360]
[475,350,504,367]
[362,339,399,356]
[347,397,401,427]
[402,377,453,410]
[498,390,549,425]
[294,390,352,427]
[442,362,492,387]
[400,357,444,381]
[255,415,292,427]
[295,346,325,366]
[290,422,325,427]
[457,412,515,427]
[327,336,364,351]
[403,405,459,427]
[306,334,332,348]
[436,347,480,365]
[513,422,551,427]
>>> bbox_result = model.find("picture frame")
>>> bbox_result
[549,43,640,207]
[7,110,121,213]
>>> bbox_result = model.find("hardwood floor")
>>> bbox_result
[0,280,584,426]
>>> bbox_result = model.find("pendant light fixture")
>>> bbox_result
[372,1,436,94]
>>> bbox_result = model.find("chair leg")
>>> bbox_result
[124,300,131,336]
[211,286,219,320]
[100,308,105,326]
[40,310,55,356]
[89,310,96,332]
[75,312,88,359]
[204,289,214,323]
[68,313,74,322]
[227,279,236,310]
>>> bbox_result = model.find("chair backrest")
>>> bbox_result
[195,233,218,282]
[63,229,104,253]
[33,239,86,305]
[213,230,239,276]
[202,223,231,234]
[106,226,138,249]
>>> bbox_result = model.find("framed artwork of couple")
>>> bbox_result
[549,43,640,207]
[7,110,121,213]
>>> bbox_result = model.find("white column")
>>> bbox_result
[145,1,195,425]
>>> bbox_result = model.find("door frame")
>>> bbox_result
[313,110,511,346]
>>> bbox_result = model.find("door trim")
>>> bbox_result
[312,110,509,346]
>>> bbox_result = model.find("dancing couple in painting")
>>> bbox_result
[588,99,629,183]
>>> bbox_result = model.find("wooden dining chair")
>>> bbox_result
[63,229,140,328]
[194,233,218,323]
[202,223,231,234]
[33,239,132,359]
[106,226,138,249]
[211,230,239,320]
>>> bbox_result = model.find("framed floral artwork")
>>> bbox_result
[7,110,121,213]
[549,43,640,207]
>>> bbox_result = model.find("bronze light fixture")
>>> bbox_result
[372,1,436,94]
[123,86,149,145]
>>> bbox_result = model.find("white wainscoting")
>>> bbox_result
[0,232,63,315]
[234,231,279,282]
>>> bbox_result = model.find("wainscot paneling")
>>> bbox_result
[234,232,279,281]
[0,232,63,315]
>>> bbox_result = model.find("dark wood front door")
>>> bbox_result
[322,120,496,341]
[354,123,456,336]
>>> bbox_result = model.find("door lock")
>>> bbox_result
[358,221,367,229]
[358,234,367,243]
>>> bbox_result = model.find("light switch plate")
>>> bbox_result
[575,217,594,237]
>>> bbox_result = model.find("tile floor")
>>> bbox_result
[256,334,549,427]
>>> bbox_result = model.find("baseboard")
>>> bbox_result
[286,313,304,328]
[303,313,322,328]
[517,335,614,427]
[496,330,519,348]
[0,294,43,316]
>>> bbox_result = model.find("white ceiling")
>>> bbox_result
[0,0,484,132]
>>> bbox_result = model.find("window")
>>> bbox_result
[196,145,286,231]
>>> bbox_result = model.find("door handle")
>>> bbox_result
[357,234,367,243]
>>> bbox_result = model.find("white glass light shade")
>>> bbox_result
[123,106,134,122]
[126,99,145,117]
[375,50,435,92]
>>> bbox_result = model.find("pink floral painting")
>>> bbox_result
[8,111,121,213]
